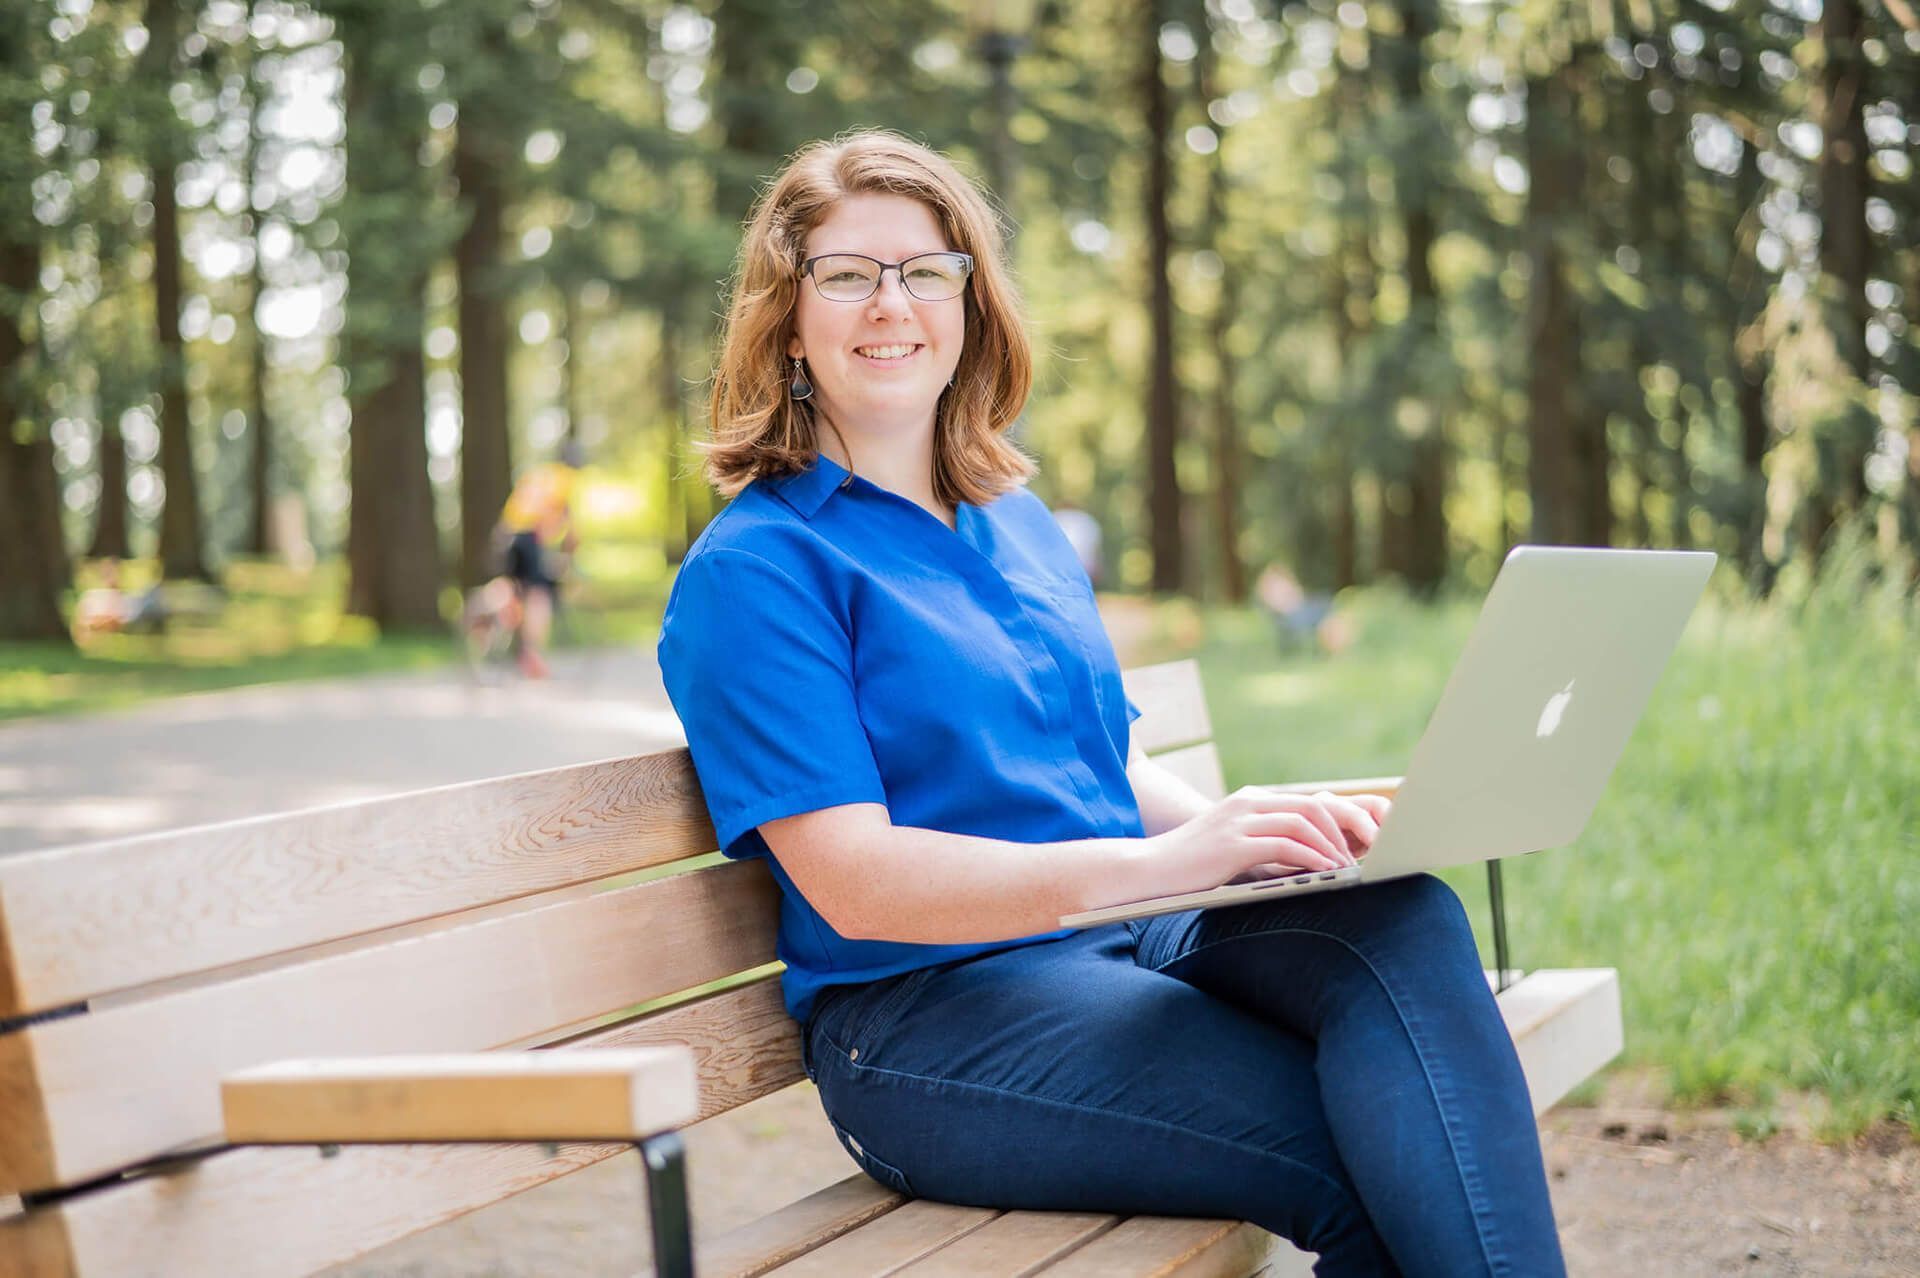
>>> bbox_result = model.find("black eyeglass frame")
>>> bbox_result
[796,251,975,303]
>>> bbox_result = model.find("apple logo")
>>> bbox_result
[1537,680,1575,738]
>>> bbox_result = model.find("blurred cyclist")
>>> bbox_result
[496,440,584,679]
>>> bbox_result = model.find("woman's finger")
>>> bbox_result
[1314,791,1382,847]
[1243,814,1344,868]
[1257,790,1352,865]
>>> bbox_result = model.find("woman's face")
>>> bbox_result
[787,193,966,439]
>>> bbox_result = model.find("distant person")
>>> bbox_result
[70,560,166,640]
[495,440,584,679]
[1051,503,1104,588]
[1257,563,1344,654]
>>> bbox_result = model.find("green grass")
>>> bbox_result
[1146,550,1920,1139]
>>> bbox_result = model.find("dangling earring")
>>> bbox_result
[789,357,814,401]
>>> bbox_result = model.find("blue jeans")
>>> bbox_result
[801,874,1566,1277]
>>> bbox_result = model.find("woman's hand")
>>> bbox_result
[1148,787,1392,889]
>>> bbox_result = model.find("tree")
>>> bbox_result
[141,0,212,581]
[334,2,446,629]
[1141,0,1183,593]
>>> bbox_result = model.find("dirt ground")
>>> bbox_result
[335,1071,1919,1277]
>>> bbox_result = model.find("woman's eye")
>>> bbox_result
[824,271,871,286]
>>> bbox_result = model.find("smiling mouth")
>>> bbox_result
[854,343,922,361]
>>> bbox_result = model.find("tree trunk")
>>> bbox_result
[1525,68,1580,546]
[0,231,71,643]
[145,0,209,581]
[89,412,131,559]
[1142,0,1183,594]
[245,9,273,558]
[710,0,802,225]
[1732,137,1773,581]
[340,11,444,630]
[1198,34,1246,604]
[453,113,512,589]
[1391,0,1448,591]
[1330,61,1375,589]
[1810,0,1874,549]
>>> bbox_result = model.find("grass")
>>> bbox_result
[1140,546,1920,1140]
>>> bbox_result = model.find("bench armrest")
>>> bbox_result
[1265,775,1402,799]
[221,1047,698,1145]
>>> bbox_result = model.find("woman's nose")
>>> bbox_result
[866,269,915,318]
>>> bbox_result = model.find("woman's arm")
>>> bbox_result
[1125,738,1213,837]
[760,777,1378,946]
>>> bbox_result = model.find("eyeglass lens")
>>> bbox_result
[809,253,971,302]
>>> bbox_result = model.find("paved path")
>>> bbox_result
[1,648,690,856]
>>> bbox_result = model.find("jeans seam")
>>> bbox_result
[830,1052,1362,1206]
[1145,923,1506,1277]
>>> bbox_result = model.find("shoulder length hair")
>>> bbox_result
[702,130,1035,506]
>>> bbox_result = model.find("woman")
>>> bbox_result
[658,131,1565,1276]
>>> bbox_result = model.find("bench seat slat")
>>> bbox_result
[2,861,778,1194]
[702,1174,905,1278]
[760,1199,999,1277]
[1033,1217,1273,1278]
[0,751,713,1019]
[894,1210,1118,1276]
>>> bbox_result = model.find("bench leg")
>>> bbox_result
[638,1131,694,1278]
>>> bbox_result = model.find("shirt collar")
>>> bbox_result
[768,454,853,519]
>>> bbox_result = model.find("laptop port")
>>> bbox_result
[1319,873,1338,881]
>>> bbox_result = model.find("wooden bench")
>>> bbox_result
[0,659,1623,1277]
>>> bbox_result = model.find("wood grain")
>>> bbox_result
[761,1199,999,1276]
[1036,1217,1272,1278]
[702,1174,906,1278]
[0,750,715,1018]
[1,860,778,1195]
[222,1048,698,1144]
[1122,661,1213,754]
[557,978,804,1124]
[18,1137,635,1278]
[0,1206,72,1278]
[895,1210,1117,1276]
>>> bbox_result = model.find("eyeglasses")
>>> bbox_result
[798,252,974,303]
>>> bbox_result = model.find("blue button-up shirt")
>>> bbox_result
[657,455,1143,1023]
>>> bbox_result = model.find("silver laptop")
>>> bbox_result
[1061,545,1716,929]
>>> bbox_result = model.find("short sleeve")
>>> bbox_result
[1126,695,1143,725]
[658,548,887,852]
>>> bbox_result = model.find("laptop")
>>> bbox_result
[1060,545,1717,929]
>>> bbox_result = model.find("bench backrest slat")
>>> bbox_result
[1122,660,1213,754]
[0,751,714,1019]
[0,860,778,1194]
[1145,741,1226,802]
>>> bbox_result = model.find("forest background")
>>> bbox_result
[2,0,1917,634]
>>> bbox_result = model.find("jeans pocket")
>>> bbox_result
[843,965,936,1052]
[827,1116,915,1197]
